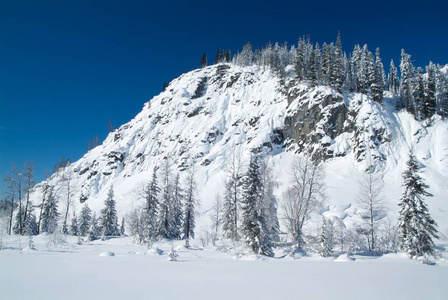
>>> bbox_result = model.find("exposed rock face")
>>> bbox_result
[283,86,351,158]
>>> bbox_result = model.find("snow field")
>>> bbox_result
[1,235,447,300]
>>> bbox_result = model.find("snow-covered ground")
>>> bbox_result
[1,235,447,300]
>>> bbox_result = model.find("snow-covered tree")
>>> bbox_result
[399,49,415,112]
[356,169,385,252]
[221,150,243,241]
[140,167,160,241]
[398,153,439,258]
[319,216,332,257]
[99,186,119,238]
[182,167,197,244]
[241,154,273,257]
[157,160,176,239]
[260,160,280,243]
[88,212,100,241]
[332,32,343,92]
[388,59,400,95]
[436,67,448,118]
[424,62,437,119]
[40,185,59,234]
[170,172,184,239]
[78,204,92,237]
[70,212,78,236]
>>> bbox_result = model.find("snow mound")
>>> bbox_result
[99,251,115,257]
[334,254,356,262]
[147,248,163,255]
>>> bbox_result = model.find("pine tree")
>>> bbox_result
[201,53,207,68]
[120,217,125,236]
[319,216,332,257]
[182,167,197,243]
[24,208,38,236]
[388,59,400,95]
[99,186,119,238]
[88,212,100,241]
[170,172,184,239]
[40,185,59,234]
[141,168,160,241]
[413,68,425,119]
[436,67,448,118]
[221,151,243,241]
[157,160,174,239]
[424,62,437,119]
[78,204,92,237]
[241,154,273,256]
[321,43,330,86]
[399,49,415,113]
[375,48,387,90]
[398,153,439,258]
[70,212,78,236]
[333,31,343,92]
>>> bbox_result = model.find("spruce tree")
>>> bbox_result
[78,204,92,237]
[40,185,59,234]
[170,172,184,239]
[333,32,343,92]
[436,67,448,118]
[142,168,160,241]
[241,154,273,256]
[424,62,437,119]
[319,216,332,257]
[399,49,415,113]
[70,212,78,236]
[201,53,207,68]
[388,59,400,95]
[398,153,439,258]
[88,212,100,241]
[99,186,119,238]
[182,168,197,243]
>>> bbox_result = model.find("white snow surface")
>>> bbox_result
[27,63,448,237]
[1,235,447,300]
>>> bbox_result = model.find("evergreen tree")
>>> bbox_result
[260,161,280,244]
[24,208,38,236]
[399,49,415,112]
[170,172,184,239]
[398,153,439,258]
[214,49,222,64]
[99,186,119,238]
[157,160,175,239]
[375,47,387,90]
[319,216,332,257]
[295,39,306,81]
[141,168,160,241]
[88,212,100,241]
[388,59,400,95]
[413,67,425,119]
[309,49,317,87]
[120,217,125,236]
[70,212,78,236]
[201,53,207,68]
[320,43,330,86]
[78,204,92,237]
[221,151,243,241]
[436,67,448,118]
[424,62,437,119]
[333,32,343,92]
[241,154,273,256]
[40,185,59,234]
[182,167,197,243]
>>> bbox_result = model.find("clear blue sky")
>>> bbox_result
[1,0,447,191]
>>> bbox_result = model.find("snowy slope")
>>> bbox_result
[29,63,448,237]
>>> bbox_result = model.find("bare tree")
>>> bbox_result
[2,174,16,235]
[281,155,326,249]
[22,163,35,229]
[183,165,198,247]
[356,169,385,252]
[61,167,74,235]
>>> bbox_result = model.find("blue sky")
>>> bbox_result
[1,0,447,191]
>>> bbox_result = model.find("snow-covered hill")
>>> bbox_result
[30,63,448,237]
